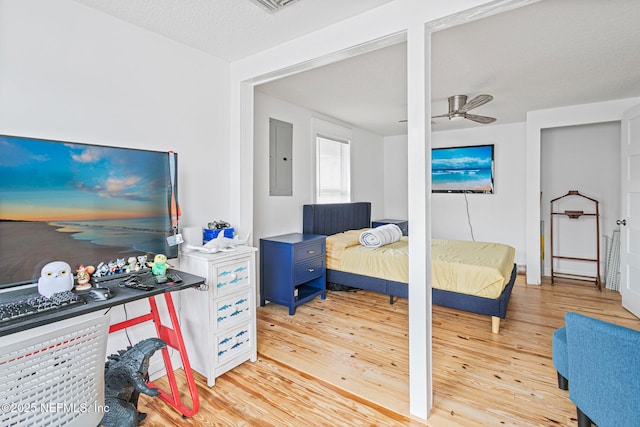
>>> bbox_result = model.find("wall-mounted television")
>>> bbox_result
[0,134,178,287]
[432,144,494,194]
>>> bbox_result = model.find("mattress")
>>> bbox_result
[326,231,515,299]
[431,239,515,298]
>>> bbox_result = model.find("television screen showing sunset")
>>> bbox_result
[0,135,177,285]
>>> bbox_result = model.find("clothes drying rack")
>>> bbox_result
[550,190,601,290]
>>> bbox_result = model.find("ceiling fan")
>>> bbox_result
[398,94,496,124]
[432,94,496,124]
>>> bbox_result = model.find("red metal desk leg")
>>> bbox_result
[108,293,200,418]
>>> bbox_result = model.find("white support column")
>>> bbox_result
[231,80,255,243]
[407,22,432,420]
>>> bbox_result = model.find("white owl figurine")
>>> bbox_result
[37,261,74,298]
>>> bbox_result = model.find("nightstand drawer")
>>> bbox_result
[214,258,251,297]
[214,289,252,330]
[293,240,325,263]
[294,255,324,284]
[215,322,253,367]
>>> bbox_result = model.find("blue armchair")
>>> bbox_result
[552,325,568,390]
[553,312,640,427]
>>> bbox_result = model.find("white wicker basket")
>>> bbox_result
[0,316,110,427]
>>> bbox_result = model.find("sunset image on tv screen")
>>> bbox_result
[0,135,176,285]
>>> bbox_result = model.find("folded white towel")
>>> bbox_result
[359,224,403,247]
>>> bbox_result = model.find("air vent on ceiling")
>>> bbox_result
[249,0,300,13]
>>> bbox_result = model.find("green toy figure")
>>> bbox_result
[150,253,168,277]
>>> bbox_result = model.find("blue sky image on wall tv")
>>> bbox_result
[432,144,494,194]
[0,134,178,285]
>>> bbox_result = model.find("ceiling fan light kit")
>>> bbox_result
[432,94,497,124]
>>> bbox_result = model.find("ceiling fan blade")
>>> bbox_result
[459,94,493,113]
[399,118,440,125]
[431,113,451,119]
[464,113,496,124]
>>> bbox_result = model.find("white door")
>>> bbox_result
[620,104,640,318]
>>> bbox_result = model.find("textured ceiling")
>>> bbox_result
[429,0,640,132]
[257,0,640,135]
[72,0,640,136]
[72,0,395,61]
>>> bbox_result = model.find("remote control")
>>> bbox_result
[167,273,182,283]
[122,276,155,291]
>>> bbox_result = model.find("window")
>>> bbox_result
[316,135,350,203]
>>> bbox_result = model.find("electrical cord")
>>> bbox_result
[122,301,174,379]
[122,304,133,347]
[104,298,175,379]
[464,192,475,241]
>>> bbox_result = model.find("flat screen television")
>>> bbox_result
[432,144,494,194]
[0,134,179,287]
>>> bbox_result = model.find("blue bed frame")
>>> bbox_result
[302,202,517,333]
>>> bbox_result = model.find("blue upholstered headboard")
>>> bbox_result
[302,202,371,236]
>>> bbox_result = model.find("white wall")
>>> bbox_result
[525,98,640,284]
[541,122,620,280]
[0,0,232,376]
[430,123,526,266]
[385,104,632,281]
[0,0,231,232]
[383,135,409,220]
[253,93,315,238]
[253,91,385,242]
[351,127,386,219]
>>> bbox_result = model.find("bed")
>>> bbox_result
[302,202,517,333]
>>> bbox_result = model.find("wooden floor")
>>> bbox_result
[136,276,639,426]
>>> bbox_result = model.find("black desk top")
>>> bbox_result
[0,269,205,337]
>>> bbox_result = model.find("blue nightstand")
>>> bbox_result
[260,233,326,315]
[371,219,408,236]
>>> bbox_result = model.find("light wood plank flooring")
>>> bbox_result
[136,276,638,426]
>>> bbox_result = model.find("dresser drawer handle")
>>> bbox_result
[308,268,315,273]
[307,250,315,254]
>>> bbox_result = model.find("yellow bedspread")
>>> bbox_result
[431,239,515,298]
[325,231,515,299]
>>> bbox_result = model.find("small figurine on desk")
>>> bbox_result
[126,256,137,273]
[107,260,118,276]
[115,257,126,274]
[75,264,95,290]
[94,262,109,278]
[37,260,74,298]
[149,253,168,277]
[136,255,148,271]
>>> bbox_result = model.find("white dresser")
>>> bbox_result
[179,246,258,386]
